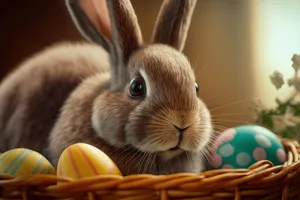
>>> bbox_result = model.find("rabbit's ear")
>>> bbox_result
[151,0,197,52]
[67,0,143,87]
[106,0,143,64]
[66,0,112,53]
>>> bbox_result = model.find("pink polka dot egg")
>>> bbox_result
[209,125,286,169]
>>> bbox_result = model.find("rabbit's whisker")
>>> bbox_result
[124,149,142,174]
[137,152,148,174]
[117,146,138,168]
[209,98,259,112]
[212,112,257,117]
[212,119,251,124]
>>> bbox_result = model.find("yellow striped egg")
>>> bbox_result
[0,148,56,176]
[57,143,121,179]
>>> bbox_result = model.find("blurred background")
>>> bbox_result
[1,0,300,131]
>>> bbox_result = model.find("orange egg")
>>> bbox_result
[57,143,121,179]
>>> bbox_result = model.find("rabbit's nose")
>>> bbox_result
[174,125,189,135]
[170,125,190,151]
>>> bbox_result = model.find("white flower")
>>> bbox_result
[288,77,300,92]
[272,107,300,132]
[270,70,285,89]
[292,54,300,70]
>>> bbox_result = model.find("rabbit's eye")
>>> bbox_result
[195,83,199,95]
[128,76,146,98]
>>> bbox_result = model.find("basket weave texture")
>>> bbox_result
[0,138,299,200]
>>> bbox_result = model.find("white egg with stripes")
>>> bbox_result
[0,148,56,176]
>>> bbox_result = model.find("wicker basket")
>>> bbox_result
[0,137,299,200]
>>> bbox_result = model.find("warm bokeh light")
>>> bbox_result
[252,0,300,108]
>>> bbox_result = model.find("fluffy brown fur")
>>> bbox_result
[0,0,214,175]
[0,42,109,156]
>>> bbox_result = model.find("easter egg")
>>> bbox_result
[209,125,286,169]
[0,148,56,176]
[57,143,121,179]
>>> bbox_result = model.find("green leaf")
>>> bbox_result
[289,103,300,116]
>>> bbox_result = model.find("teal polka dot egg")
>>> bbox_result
[209,125,286,169]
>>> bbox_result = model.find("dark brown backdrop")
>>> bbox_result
[1,0,81,80]
[0,0,162,80]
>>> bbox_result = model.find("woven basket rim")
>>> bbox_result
[0,137,299,200]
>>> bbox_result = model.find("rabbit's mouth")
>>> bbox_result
[158,147,185,161]
[169,146,180,151]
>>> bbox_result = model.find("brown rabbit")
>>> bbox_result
[0,0,214,175]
